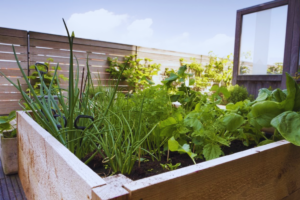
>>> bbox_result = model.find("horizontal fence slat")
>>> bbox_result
[0,93,23,100]
[31,47,124,61]
[29,32,136,51]
[0,53,27,61]
[0,45,27,53]
[30,55,108,66]
[0,77,26,84]
[0,28,27,38]
[137,46,202,58]
[0,101,23,115]
[0,35,27,45]
[0,69,24,76]
[0,85,27,92]
[0,61,27,69]
[30,39,134,56]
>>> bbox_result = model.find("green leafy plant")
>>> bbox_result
[106,55,160,90]
[160,162,181,171]
[226,85,253,104]
[27,58,68,95]
[168,136,197,164]
[0,111,17,138]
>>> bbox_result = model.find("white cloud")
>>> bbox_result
[126,18,153,39]
[66,9,128,41]
[66,9,234,57]
[200,34,234,56]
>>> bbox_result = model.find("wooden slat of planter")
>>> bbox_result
[92,174,132,200]
[17,111,106,200]
[124,140,300,200]
[0,85,27,93]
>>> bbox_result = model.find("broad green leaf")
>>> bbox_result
[226,101,243,111]
[284,73,300,111]
[219,87,230,99]
[189,78,195,85]
[173,113,183,122]
[271,111,300,146]
[210,85,219,92]
[160,117,177,128]
[271,88,286,102]
[250,101,284,127]
[222,113,245,131]
[203,143,222,160]
[168,137,180,151]
[184,112,203,131]
[255,88,271,101]
[177,65,187,76]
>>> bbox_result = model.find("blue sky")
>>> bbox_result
[1,0,270,57]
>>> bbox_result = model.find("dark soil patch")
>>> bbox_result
[85,140,258,181]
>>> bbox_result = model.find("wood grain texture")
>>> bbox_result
[0,35,27,46]
[281,0,295,89]
[29,31,136,51]
[239,0,288,15]
[237,75,282,81]
[17,111,106,200]
[0,27,27,38]
[92,174,131,200]
[288,0,300,77]
[0,101,23,115]
[124,140,300,200]
[232,10,242,85]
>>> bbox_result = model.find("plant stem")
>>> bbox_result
[138,146,141,168]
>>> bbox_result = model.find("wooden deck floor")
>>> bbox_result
[0,159,26,200]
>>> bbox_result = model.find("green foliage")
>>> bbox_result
[27,58,68,95]
[227,85,252,104]
[210,85,230,104]
[106,55,160,90]
[160,162,181,171]
[0,111,17,138]
[185,53,233,90]
[267,62,283,75]
[168,137,197,164]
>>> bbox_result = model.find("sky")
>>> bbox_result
[1,0,272,57]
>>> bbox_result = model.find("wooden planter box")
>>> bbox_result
[0,135,18,175]
[17,111,300,200]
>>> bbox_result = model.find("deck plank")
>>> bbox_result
[0,159,26,200]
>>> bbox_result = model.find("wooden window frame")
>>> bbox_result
[232,0,300,88]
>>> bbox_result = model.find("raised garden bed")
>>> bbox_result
[17,111,300,200]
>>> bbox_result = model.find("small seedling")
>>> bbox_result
[160,163,181,171]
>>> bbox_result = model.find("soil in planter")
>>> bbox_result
[84,139,257,181]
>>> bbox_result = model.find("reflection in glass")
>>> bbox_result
[239,5,288,75]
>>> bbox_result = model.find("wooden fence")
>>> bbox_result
[0,27,213,115]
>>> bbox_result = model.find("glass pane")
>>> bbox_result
[239,5,288,75]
